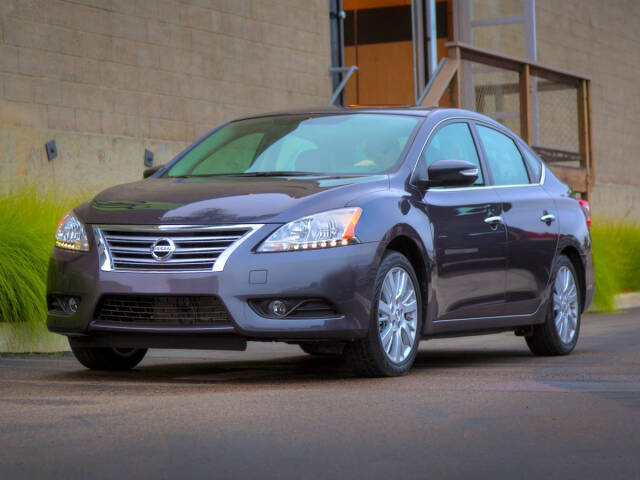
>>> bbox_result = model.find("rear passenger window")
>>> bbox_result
[423,122,483,185]
[521,145,543,182]
[476,125,530,186]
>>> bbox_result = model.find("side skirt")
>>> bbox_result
[425,300,548,337]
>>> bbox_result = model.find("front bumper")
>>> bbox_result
[47,233,381,343]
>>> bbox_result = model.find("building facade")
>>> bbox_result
[0,0,331,193]
[0,0,638,218]
[468,0,640,219]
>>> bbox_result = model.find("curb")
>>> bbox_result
[614,292,640,311]
[0,323,69,353]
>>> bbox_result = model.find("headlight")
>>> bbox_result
[55,212,89,252]
[257,207,362,252]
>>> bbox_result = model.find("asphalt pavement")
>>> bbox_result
[1,309,639,479]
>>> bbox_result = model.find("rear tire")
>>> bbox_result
[69,340,147,371]
[526,255,581,356]
[345,251,423,377]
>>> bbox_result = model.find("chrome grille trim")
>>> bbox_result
[94,224,264,273]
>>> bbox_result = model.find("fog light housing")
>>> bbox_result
[48,295,81,315]
[268,300,288,317]
[249,298,338,319]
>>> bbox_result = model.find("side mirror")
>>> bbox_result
[143,164,164,179]
[423,159,479,188]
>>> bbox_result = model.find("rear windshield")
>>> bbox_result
[166,114,421,177]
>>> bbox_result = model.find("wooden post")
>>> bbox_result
[449,45,462,108]
[519,64,531,144]
[586,80,594,193]
[577,79,588,169]
[577,78,592,198]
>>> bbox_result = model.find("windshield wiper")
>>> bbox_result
[228,171,317,177]
[170,173,232,178]
[170,171,317,179]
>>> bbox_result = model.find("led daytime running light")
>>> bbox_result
[257,208,362,252]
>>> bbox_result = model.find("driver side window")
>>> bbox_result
[423,123,484,185]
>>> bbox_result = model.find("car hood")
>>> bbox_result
[79,175,389,225]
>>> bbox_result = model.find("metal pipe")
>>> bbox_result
[328,66,358,106]
[524,0,540,144]
[426,0,438,79]
[411,0,419,104]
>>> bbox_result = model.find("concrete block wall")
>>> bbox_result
[0,0,332,194]
[536,0,640,220]
[468,0,640,220]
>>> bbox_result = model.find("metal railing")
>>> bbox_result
[328,66,358,106]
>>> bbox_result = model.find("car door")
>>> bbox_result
[418,121,507,320]
[474,124,559,316]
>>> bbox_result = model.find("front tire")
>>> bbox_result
[69,340,147,371]
[526,255,581,356]
[346,251,423,377]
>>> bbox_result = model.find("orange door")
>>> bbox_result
[343,0,454,106]
[343,0,414,105]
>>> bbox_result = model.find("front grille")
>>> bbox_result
[97,225,254,272]
[95,295,233,327]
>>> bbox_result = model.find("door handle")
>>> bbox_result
[484,215,503,225]
[540,213,556,224]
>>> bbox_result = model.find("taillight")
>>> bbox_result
[578,199,591,228]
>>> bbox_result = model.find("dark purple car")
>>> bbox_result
[48,107,594,377]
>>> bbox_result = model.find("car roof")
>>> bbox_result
[234,106,501,125]
[236,105,438,120]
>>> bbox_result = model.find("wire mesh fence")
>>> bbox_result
[457,60,581,169]
[460,59,521,136]
[533,76,580,159]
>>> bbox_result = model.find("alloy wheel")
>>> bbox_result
[378,267,418,363]
[552,265,579,344]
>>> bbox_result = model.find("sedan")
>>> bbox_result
[48,107,594,376]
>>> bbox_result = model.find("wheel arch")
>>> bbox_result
[559,245,586,313]
[377,224,433,331]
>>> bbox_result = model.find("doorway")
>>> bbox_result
[337,0,453,106]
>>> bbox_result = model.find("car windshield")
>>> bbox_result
[165,113,421,177]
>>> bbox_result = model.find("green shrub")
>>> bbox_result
[0,188,85,332]
[591,221,640,311]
